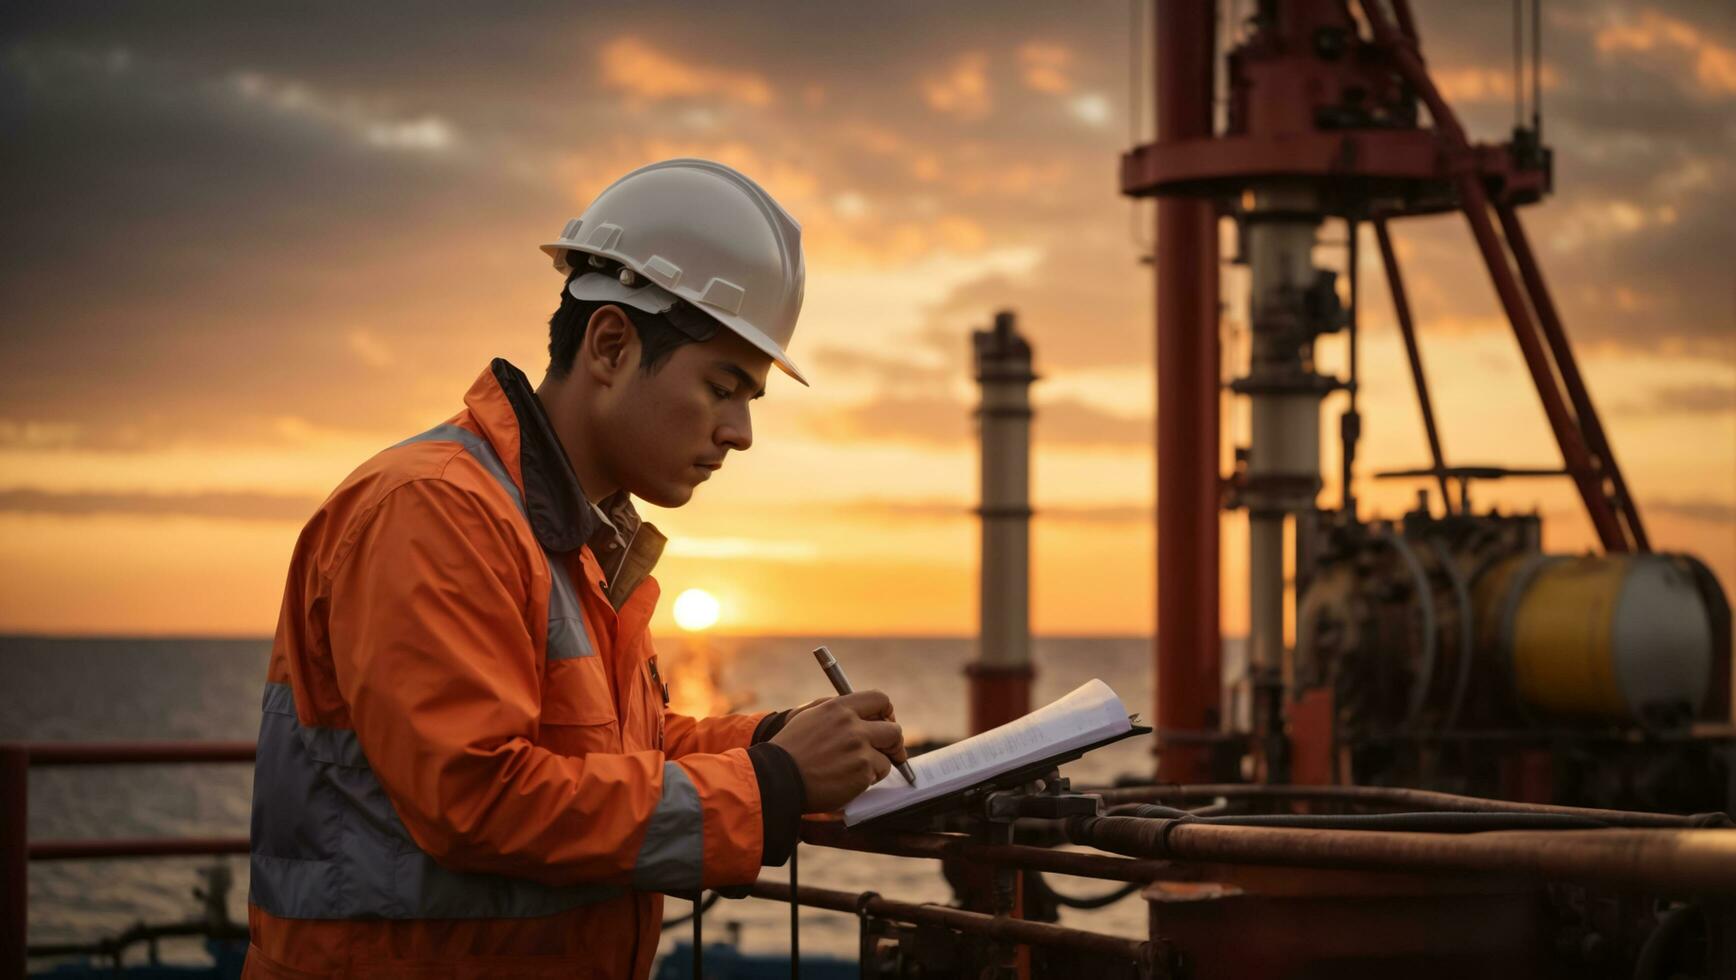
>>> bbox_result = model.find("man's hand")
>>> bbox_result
[769,690,907,813]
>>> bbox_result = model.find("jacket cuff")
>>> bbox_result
[751,709,793,745]
[746,742,804,866]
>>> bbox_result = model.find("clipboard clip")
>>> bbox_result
[981,769,1103,823]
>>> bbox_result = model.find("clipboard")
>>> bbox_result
[851,723,1151,830]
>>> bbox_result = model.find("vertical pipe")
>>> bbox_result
[970,312,1037,733]
[1341,218,1361,517]
[1375,219,1454,513]
[1153,0,1220,783]
[1533,0,1543,138]
[1512,0,1523,131]
[1496,204,1648,550]
[1242,189,1323,783]
[1,745,25,980]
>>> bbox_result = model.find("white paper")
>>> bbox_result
[843,678,1132,826]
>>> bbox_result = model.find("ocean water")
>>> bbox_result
[0,634,1168,968]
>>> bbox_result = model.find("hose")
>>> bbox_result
[1106,803,1608,833]
[1632,902,1702,980]
[1027,872,1143,910]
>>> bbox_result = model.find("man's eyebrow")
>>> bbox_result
[715,362,766,399]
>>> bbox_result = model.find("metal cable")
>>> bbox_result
[1028,871,1143,910]
[789,843,800,980]
[661,891,720,930]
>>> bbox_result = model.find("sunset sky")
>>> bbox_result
[2,1,1731,639]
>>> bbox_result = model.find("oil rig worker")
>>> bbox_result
[243,158,908,979]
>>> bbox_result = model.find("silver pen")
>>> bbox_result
[812,645,916,786]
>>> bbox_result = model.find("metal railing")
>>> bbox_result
[10,744,1736,978]
[1,742,256,978]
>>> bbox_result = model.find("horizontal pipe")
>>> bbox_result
[29,837,250,861]
[800,820,1170,883]
[29,922,248,960]
[1090,784,1719,828]
[1069,816,1736,896]
[16,742,256,766]
[744,880,1153,963]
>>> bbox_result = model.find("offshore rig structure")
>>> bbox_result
[5,1,1734,979]
[956,0,1734,975]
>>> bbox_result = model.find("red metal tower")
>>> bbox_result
[1128,0,1650,784]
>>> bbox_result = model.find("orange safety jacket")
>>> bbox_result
[244,360,804,979]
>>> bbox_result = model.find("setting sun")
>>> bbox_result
[672,588,722,632]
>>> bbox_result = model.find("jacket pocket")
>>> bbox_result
[539,655,619,756]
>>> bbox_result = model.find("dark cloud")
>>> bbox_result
[1610,382,1736,416]
[1,0,1730,463]
[0,487,321,522]
[781,497,1151,525]
[806,392,1148,449]
[1646,498,1736,524]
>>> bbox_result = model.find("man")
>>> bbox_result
[244,159,908,978]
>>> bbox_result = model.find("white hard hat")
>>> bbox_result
[541,158,808,386]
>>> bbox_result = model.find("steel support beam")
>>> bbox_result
[1151,0,1221,784]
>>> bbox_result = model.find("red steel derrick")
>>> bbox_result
[1128,0,1649,784]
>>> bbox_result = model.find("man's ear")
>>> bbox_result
[581,305,637,386]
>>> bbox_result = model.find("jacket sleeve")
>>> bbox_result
[326,478,765,891]
[662,708,770,758]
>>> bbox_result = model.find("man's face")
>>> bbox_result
[598,325,772,508]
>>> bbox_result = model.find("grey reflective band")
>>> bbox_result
[545,554,593,661]
[250,683,621,919]
[395,422,593,660]
[394,423,523,510]
[631,763,705,892]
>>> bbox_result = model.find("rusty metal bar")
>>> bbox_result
[1090,783,1715,828]
[23,742,256,766]
[1150,0,1222,785]
[1495,202,1649,551]
[1389,0,1420,42]
[1362,1,1631,553]
[2,745,26,980]
[1069,816,1736,895]
[745,879,1156,964]
[29,837,250,861]
[801,821,1172,883]
[1374,218,1454,513]
[3,741,257,979]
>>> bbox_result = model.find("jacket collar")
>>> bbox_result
[468,360,667,603]
[483,357,603,554]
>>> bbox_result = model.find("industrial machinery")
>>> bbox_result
[1124,0,1734,814]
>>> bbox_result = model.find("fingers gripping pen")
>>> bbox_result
[812,645,917,786]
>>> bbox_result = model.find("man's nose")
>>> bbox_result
[718,405,753,452]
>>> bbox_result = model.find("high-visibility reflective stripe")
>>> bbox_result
[251,683,622,919]
[631,763,705,892]
[545,553,592,662]
[395,423,523,509]
[394,422,593,660]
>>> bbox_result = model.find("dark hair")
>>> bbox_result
[547,259,720,379]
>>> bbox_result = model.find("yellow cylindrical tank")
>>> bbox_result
[1480,554,1715,725]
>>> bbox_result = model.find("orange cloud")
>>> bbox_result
[923,53,991,119]
[1018,42,1073,94]
[1431,64,1560,104]
[1595,11,1736,97]
[597,36,774,106]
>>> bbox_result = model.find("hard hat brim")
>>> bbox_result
[547,246,809,386]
